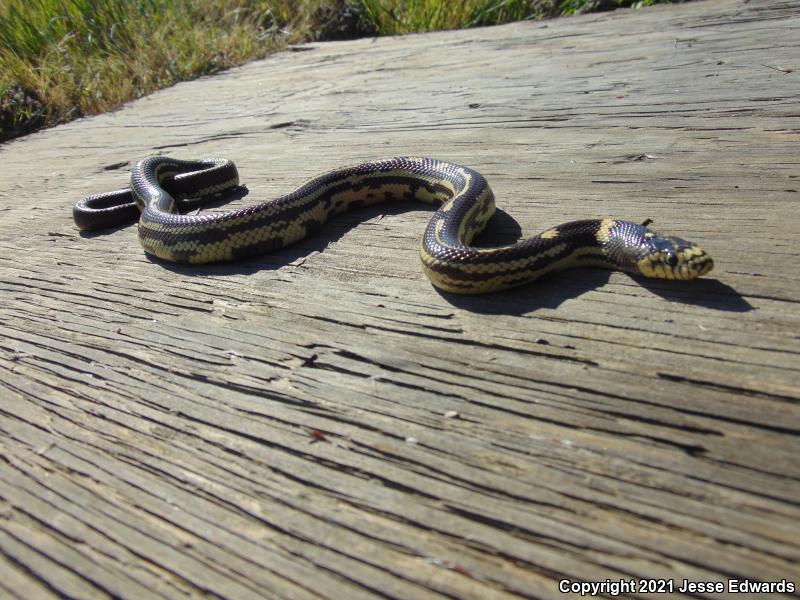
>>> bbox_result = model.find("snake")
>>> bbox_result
[74,156,714,294]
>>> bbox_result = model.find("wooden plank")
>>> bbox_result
[1,0,799,597]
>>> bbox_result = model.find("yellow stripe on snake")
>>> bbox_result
[74,156,713,294]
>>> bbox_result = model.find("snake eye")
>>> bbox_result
[666,253,678,268]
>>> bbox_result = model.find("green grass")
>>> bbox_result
[0,0,672,142]
[0,0,300,140]
[359,0,551,33]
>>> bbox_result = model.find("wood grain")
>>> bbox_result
[0,0,798,597]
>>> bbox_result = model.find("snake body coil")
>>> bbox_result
[74,156,713,294]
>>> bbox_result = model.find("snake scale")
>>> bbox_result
[74,156,713,294]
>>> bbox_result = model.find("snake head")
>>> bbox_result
[636,231,714,280]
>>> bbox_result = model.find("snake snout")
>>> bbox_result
[688,252,714,277]
[673,244,713,280]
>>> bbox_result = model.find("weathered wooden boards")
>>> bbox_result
[1,0,799,597]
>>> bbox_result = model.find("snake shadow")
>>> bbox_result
[140,197,750,315]
[633,277,753,312]
[443,274,752,315]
